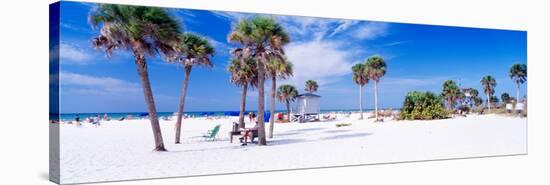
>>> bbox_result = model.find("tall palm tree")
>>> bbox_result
[227,16,290,145]
[173,33,214,144]
[228,50,258,129]
[365,56,387,121]
[266,58,293,138]
[442,80,460,110]
[277,84,299,122]
[509,63,527,102]
[89,5,181,151]
[481,75,497,111]
[467,88,479,108]
[304,80,319,93]
[352,63,369,119]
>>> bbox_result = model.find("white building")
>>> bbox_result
[292,93,321,122]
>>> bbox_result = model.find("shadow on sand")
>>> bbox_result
[268,132,373,146]
[320,133,373,140]
[290,127,325,132]
[274,132,301,137]
[323,129,351,134]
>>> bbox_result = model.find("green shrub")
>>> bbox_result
[400,91,449,120]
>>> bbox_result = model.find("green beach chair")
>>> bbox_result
[202,124,221,141]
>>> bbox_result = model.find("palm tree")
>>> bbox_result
[266,58,293,138]
[352,63,369,119]
[509,63,527,102]
[467,88,479,108]
[501,92,511,104]
[304,80,319,93]
[442,80,460,110]
[365,56,387,121]
[173,33,214,144]
[277,84,298,122]
[481,75,497,111]
[228,50,258,129]
[228,16,290,145]
[90,5,181,151]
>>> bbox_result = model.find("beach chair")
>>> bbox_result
[202,124,221,141]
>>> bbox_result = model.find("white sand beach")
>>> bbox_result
[59,113,526,184]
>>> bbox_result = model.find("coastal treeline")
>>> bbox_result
[399,64,527,120]
[88,4,527,151]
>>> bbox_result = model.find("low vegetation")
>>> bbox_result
[400,91,449,120]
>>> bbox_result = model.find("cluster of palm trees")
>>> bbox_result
[440,63,526,113]
[89,4,321,149]
[226,16,292,145]
[351,56,387,121]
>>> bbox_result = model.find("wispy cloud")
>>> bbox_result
[60,72,141,96]
[210,10,250,23]
[328,20,359,37]
[59,43,94,65]
[350,22,389,40]
[60,23,93,34]
[384,41,410,47]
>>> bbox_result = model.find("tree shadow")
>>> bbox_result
[324,129,351,134]
[290,127,325,132]
[268,138,307,146]
[274,132,301,137]
[320,133,373,140]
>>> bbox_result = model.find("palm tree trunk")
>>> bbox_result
[359,85,363,120]
[516,83,520,103]
[374,81,379,121]
[135,55,166,151]
[174,65,192,144]
[238,83,248,129]
[286,100,290,122]
[487,93,491,111]
[256,57,267,145]
[268,76,276,139]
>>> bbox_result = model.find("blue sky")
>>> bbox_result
[56,1,527,113]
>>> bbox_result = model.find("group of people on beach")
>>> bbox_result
[71,114,110,127]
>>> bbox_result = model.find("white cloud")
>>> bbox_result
[329,20,359,37]
[210,11,251,22]
[283,40,354,90]
[59,43,93,65]
[350,22,389,40]
[60,72,141,96]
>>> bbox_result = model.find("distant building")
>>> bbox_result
[292,93,321,123]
